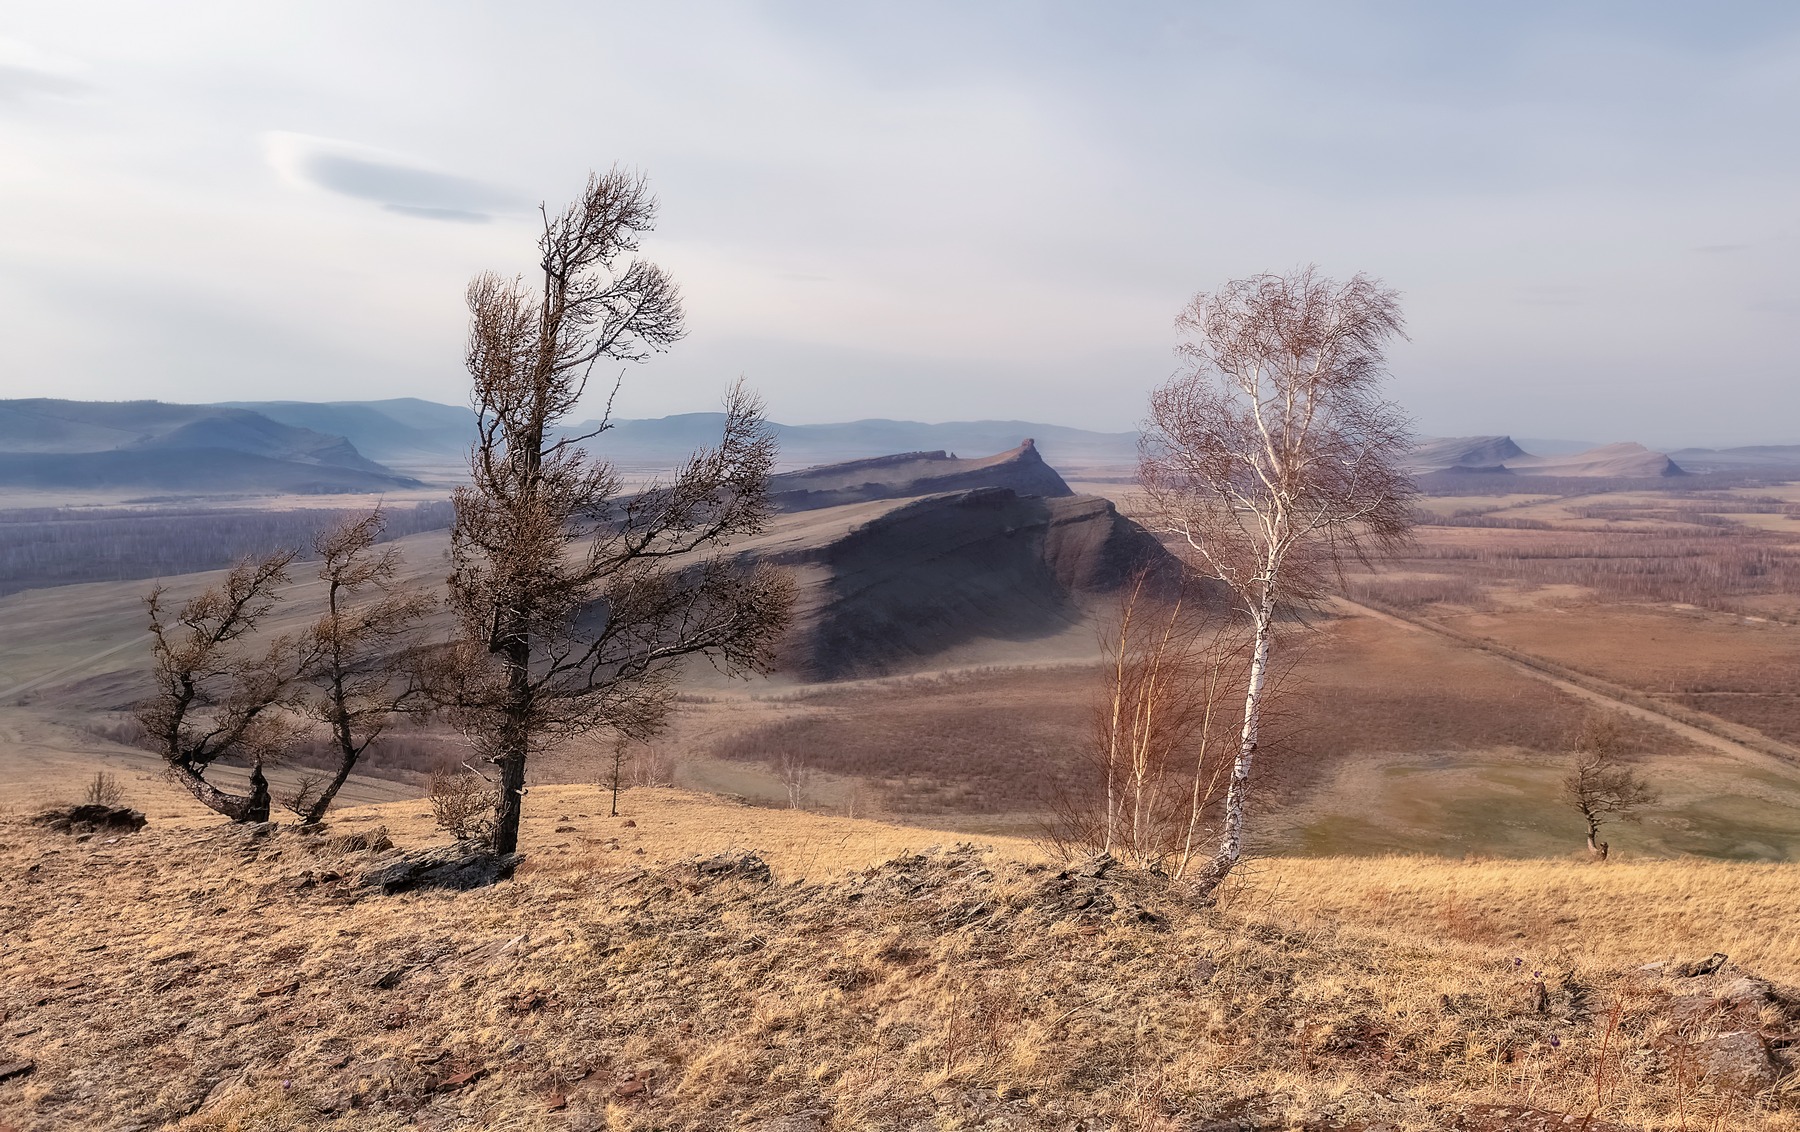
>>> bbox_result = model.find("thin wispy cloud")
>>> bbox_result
[264,133,523,224]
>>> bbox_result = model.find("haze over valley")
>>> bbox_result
[6,4,1800,1129]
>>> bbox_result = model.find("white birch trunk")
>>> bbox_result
[1192,589,1274,899]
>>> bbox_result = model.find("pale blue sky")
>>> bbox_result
[1,2,1796,444]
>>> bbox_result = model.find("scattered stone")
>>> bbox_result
[329,826,393,854]
[1717,975,1775,1011]
[31,805,146,836]
[358,847,523,894]
[1698,1030,1777,1095]
[622,819,636,827]
[691,851,772,885]
[1674,952,1729,978]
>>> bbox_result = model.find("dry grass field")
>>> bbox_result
[4,788,1799,1132]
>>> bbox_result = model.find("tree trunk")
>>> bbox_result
[492,753,528,855]
[167,757,270,823]
[300,753,359,825]
[1587,824,1609,861]
[488,625,534,855]
[1191,594,1273,901]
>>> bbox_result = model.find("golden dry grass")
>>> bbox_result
[3,788,1798,1131]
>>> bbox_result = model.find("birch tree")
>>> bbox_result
[446,168,794,857]
[1140,267,1414,899]
[1053,574,1247,876]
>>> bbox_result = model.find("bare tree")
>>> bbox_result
[1563,715,1658,861]
[287,510,435,824]
[446,168,794,856]
[138,551,302,823]
[1140,267,1415,899]
[777,749,812,810]
[604,737,631,817]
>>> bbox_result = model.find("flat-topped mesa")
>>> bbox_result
[767,440,1072,513]
[1410,434,1687,478]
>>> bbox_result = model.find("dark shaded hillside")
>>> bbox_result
[725,486,1176,680]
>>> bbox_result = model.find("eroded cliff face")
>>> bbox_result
[753,486,1177,680]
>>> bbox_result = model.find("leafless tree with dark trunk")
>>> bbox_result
[1563,714,1658,861]
[1139,267,1415,900]
[604,737,631,817]
[287,510,435,824]
[138,551,303,823]
[446,168,794,857]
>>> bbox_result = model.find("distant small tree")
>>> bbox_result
[1563,715,1658,861]
[445,168,794,857]
[139,550,303,823]
[604,737,631,817]
[1140,267,1415,900]
[778,749,812,810]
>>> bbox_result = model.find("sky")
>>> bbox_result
[1,2,1797,446]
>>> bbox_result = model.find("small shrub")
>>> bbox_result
[429,767,499,843]
[82,771,123,807]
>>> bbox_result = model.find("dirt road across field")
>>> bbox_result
[1334,596,1800,773]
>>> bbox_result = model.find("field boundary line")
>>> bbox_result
[1333,595,1800,769]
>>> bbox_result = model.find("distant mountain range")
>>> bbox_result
[226,400,1141,470]
[9,398,1800,500]
[0,399,421,494]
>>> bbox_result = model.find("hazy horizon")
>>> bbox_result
[3,2,1798,446]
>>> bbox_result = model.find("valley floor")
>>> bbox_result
[3,788,1798,1131]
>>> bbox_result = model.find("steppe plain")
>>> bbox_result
[5,429,1800,1130]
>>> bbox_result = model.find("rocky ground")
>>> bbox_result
[1,791,1798,1131]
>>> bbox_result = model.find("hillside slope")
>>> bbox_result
[3,788,1796,1131]
[717,484,1174,679]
